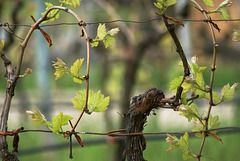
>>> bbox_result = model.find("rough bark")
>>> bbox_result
[0,54,19,161]
[122,88,165,161]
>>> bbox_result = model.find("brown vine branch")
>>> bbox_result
[160,14,190,107]
[0,6,91,160]
[0,51,19,160]
[190,1,218,160]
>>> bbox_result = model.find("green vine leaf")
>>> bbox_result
[91,23,119,48]
[179,104,200,122]
[233,30,240,41]
[219,0,232,8]
[219,7,230,20]
[0,39,5,52]
[170,59,208,95]
[97,23,107,40]
[166,134,180,151]
[208,0,232,20]
[26,109,73,136]
[220,83,239,102]
[189,62,207,89]
[26,108,51,128]
[72,90,110,113]
[103,35,115,48]
[203,0,214,7]
[107,28,120,36]
[91,41,99,47]
[180,93,188,105]
[169,76,183,91]
[166,133,196,160]
[52,112,73,135]
[42,2,60,23]
[60,0,81,8]
[70,58,84,84]
[182,77,195,93]
[192,115,220,138]
[200,91,220,102]
[154,0,178,14]
[208,115,221,133]
[52,58,67,80]
[192,120,205,138]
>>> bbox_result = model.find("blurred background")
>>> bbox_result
[0,0,240,160]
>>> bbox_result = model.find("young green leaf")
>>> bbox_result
[91,41,99,47]
[72,77,83,84]
[89,90,110,113]
[103,35,115,48]
[164,0,178,7]
[60,0,81,8]
[219,7,230,20]
[208,115,221,133]
[208,0,232,20]
[179,133,190,155]
[72,90,85,110]
[179,104,200,122]
[154,2,164,11]
[91,24,119,48]
[52,58,67,80]
[0,39,5,52]
[26,108,51,127]
[203,91,220,102]
[218,0,232,8]
[70,58,84,84]
[166,134,180,151]
[154,0,178,13]
[233,30,240,41]
[203,0,214,7]
[182,153,195,160]
[169,76,183,91]
[107,28,120,36]
[52,112,73,134]
[42,2,60,23]
[166,133,195,160]
[181,78,194,93]
[221,83,239,102]
[97,23,107,40]
[72,90,110,113]
[189,62,207,89]
[192,120,205,138]
[70,59,84,76]
[180,93,188,105]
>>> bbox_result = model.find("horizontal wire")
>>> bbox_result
[0,18,240,28]
[1,17,239,40]
[5,126,240,137]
